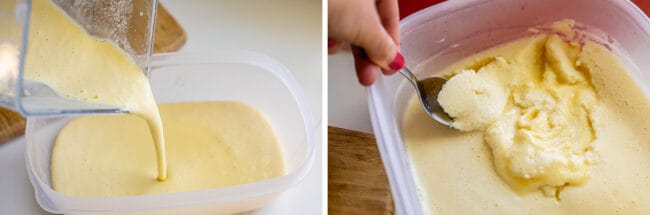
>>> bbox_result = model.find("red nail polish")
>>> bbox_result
[389,52,405,71]
[328,39,337,48]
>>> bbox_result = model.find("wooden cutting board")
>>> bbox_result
[328,126,394,214]
[0,2,186,144]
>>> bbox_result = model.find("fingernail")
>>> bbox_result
[389,52,405,71]
[328,38,337,48]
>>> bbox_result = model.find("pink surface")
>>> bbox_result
[399,0,445,19]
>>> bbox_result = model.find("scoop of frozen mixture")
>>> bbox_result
[438,68,507,131]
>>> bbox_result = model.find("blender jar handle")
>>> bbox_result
[0,0,30,112]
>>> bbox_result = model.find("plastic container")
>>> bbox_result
[0,0,157,116]
[25,51,315,214]
[368,0,650,214]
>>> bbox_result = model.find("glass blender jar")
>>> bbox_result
[0,0,157,116]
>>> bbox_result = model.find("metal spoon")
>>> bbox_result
[398,66,454,127]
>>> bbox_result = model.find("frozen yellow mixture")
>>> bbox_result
[403,20,650,214]
[52,102,285,197]
[438,34,597,196]
[25,0,167,180]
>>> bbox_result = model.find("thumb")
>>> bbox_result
[349,17,404,72]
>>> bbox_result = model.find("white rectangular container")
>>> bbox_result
[25,51,315,214]
[368,0,650,214]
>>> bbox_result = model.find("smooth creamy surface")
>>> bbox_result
[404,25,650,213]
[25,0,167,180]
[52,102,285,197]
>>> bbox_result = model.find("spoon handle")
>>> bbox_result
[398,66,419,89]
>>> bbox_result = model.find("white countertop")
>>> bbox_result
[328,48,374,134]
[0,0,323,214]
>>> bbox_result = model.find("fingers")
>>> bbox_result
[328,0,404,86]
[351,10,403,72]
[328,0,403,72]
[377,0,400,43]
[352,46,380,86]
[376,0,401,75]
[328,38,343,54]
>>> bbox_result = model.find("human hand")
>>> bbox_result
[328,0,404,86]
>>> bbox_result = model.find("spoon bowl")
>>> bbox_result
[398,67,453,127]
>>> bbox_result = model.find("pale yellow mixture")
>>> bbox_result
[438,34,597,196]
[25,0,167,180]
[403,21,650,214]
[52,102,285,197]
